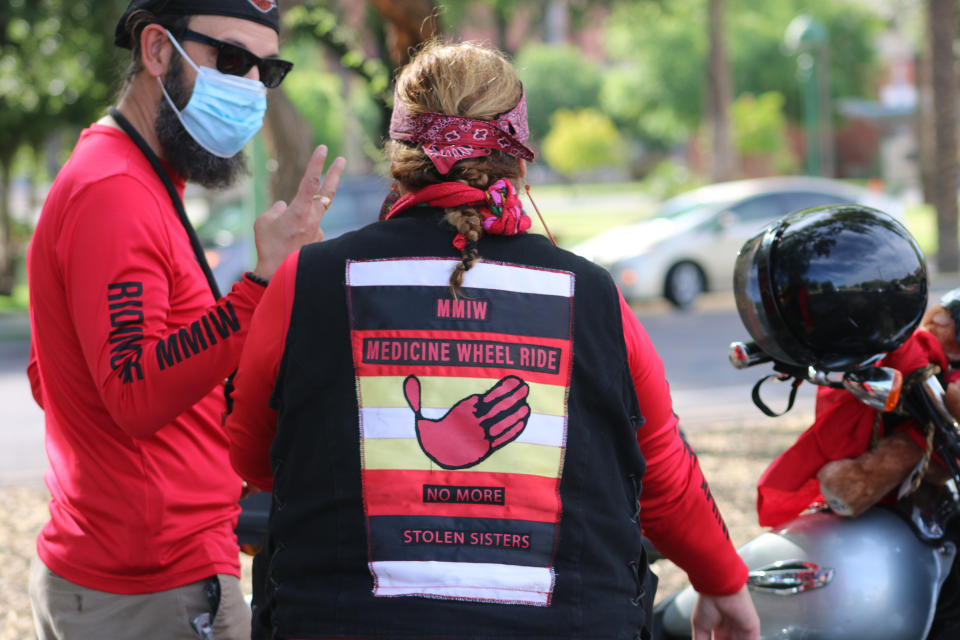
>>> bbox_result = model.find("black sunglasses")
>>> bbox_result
[178,29,293,89]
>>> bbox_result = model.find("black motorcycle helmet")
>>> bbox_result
[733,204,928,373]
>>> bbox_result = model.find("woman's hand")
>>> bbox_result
[691,584,761,640]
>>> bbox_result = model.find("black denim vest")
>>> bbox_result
[260,209,655,639]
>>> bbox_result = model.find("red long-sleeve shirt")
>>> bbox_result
[226,250,749,597]
[27,124,264,593]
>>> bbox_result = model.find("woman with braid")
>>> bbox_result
[225,41,759,640]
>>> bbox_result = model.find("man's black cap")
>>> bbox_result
[115,0,280,49]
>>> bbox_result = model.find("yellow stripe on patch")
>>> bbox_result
[362,438,564,478]
[359,376,567,417]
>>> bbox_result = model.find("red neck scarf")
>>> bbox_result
[383,179,531,251]
[756,329,952,527]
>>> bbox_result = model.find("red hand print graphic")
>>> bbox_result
[403,375,531,469]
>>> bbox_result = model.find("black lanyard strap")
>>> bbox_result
[107,106,222,300]
[751,373,803,418]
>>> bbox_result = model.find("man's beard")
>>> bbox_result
[155,52,248,189]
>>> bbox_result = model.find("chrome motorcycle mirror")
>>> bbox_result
[841,366,903,412]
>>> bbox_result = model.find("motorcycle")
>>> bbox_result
[654,204,960,639]
[654,340,960,639]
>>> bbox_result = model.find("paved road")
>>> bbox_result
[634,295,817,430]
[0,339,45,486]
[634,273,960,430]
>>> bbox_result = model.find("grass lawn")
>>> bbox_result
[905,202,938,260]
[0,284,28,314]
[522,181,655,248]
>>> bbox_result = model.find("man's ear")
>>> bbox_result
[140,23,174,78]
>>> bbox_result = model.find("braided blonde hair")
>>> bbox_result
[385,41,525,296]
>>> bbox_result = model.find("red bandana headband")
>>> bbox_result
[389,87,536,174]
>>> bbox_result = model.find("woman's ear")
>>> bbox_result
[140,23,174,78]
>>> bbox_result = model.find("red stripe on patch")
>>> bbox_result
[362,469,562,522]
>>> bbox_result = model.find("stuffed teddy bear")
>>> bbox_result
[816,289,960,517]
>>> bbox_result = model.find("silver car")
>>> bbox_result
[571,176,906,308]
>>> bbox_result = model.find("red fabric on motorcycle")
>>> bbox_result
[757,330,950,528]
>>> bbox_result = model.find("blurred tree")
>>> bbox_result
[280,36,383,163]
[730,92,790,156]
[916,22,935,207]
[262,0,324,205]
[927,0,958,272]
[268,0,425,202]
[729,91,797,174]
[368,0,439,67]
[604,0,883,158]
[706,0,734,182]
[542,108,623,178]
[600,64,689,153]
[439,0,615,55]
[0,0,127,294]
[440,0,532,53]
[515,43,603,140]
[282,0,434,175]
[285,3,392,134]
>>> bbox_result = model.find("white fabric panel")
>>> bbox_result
[361,407,565,448]
[348,258,574,298]
[371,560,552,606]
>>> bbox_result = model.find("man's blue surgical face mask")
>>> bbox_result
[158,29,267,158]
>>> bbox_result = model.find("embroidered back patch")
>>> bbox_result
[347,258,574,606]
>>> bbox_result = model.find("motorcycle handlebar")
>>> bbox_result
[897,374,960,491]
[729,340,773,370]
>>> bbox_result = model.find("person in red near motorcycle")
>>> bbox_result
[225,40,760,640]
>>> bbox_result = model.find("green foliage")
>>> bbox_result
[0,283,29,312]
[284,4,391,106]
[542,108,624,178]
[280,38,348,160]
[906,202,937,258]
[438,0,615,53]
[514,44,603,140]
[730,91,788,155]
[638,159,706,202]
[604,0,708,131]
[600,64,691,151]
[438,0,527,49]
[726,0,883,121]
[280,36,383,163]
[604,0,884,147]
[348,79,386,160]
[0,0,128,161]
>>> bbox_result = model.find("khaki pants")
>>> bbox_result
[29,556,251,640]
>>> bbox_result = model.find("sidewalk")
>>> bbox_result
[929,270,960,297]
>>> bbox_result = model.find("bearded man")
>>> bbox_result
[25,2,344,638]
